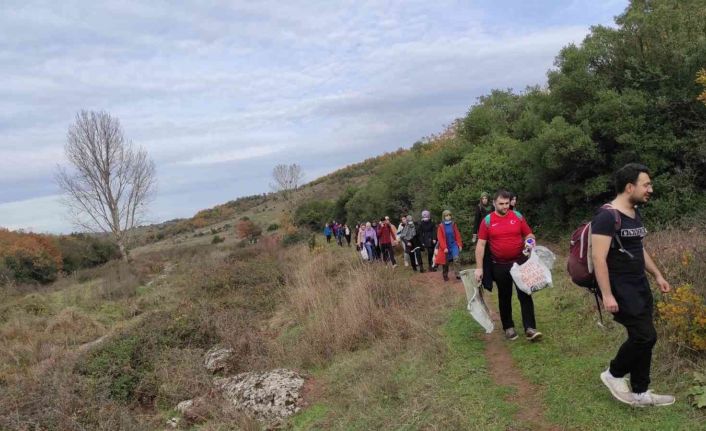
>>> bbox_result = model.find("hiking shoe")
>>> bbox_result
[431,267,437,272]
[525,328,543,342]
[442,274,449,281]
[600,370,633,405]
[632,390,675,407]
[504,328,519,340]
[392,264,398,268]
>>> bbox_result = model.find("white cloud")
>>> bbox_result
[175,144,285,166]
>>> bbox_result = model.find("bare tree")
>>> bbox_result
[270,163,304,198]
[56,111,156,261]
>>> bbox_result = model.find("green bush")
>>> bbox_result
[267,223,280,232]
[211,235,225,244]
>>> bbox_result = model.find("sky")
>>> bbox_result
[0,0,629,233]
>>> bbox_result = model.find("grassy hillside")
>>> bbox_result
[1,228,704,430]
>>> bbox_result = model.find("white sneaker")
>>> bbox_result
[600,369,633,405]
[632,390,675,407]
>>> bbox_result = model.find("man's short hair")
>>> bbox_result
[494,189,512,201]
[614,163,650,194]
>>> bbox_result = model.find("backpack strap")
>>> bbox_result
[513,210,523,220]
[599,203,633,259]
[484,213,492,227]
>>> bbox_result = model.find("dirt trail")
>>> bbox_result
[414,271,560,431]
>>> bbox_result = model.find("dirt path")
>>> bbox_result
[414,271,560,431]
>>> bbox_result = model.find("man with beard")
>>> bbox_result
[592,163,674,407]
[475,190,540,342]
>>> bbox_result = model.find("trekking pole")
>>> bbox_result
[591,280,605,328]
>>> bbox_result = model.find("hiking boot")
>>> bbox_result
[431,266,437,272]
[632,390,675,407]
[600,369,633,405]
[525,328,543,342]
[504,328,519,340]
[419,268,426,273]
[455,274,461,280]
[442,273,449,281]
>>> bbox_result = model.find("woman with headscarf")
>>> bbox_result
[473,192,494,244]
[435,210,463,281]
[418,210,438,271]
[363,222,378,262]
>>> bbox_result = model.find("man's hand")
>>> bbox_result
[444,248,448,253]
[474,268,483,283]
[459,246,462,252]
[656,276,671,293]
[602,295,619,313]
[472,234,477,243]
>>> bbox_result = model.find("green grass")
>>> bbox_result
[287,307,516,430]
[502,275,706,431]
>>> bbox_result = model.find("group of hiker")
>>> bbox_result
[319,163,675,408]
[344,209,465,282]
[322,221,352,246]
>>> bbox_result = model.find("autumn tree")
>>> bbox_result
[236,218,262,243]
[56,111,156,261]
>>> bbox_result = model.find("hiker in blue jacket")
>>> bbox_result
[323,223,332,243]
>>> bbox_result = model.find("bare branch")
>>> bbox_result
[270,163,304,198]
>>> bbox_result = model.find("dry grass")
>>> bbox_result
[276,246,417,367]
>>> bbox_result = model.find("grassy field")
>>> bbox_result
[0,232,703,430]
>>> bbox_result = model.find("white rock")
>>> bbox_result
[176,399,194,414]
[166,417,180,428]
[214,369,305,421]
[204,346,235,373]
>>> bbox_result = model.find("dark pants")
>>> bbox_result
[326,235,331,243]
[345,235,351,246]
[380,243,397,265]
[408,247,424,271]
[425,247,434,268]
[492,262,536,331]
[609,314,657,393]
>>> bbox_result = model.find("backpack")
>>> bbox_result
[567,204,625,325]
[567,204,622,288]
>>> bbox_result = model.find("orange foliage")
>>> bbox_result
[236,220,262,242]
[698,69,706,105]
[0,228,63,270]
[657,284,706,352]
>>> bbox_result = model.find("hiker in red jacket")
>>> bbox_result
[377,216,398,267]
[474,189,541,342]
[434,210,463,281]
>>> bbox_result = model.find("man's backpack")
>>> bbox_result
[567,204,625,325]
[567,204,623,288]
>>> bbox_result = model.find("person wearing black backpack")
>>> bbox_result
[592,163,674,407]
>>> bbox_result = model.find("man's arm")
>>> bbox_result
[591,234,619,313]
[644,249,671,293]
[474,239,487,282]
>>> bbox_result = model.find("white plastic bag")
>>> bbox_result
[459,270,494,333]
[511,252,552,295]
[533,245,556,270]
[360,247,369,260]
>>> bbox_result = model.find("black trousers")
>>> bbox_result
[380,243,397,265]
[408,247,424,271]
[425,247,434,268]
[609,313,657,394]
[326,235,331,243]
[492,262,536,331]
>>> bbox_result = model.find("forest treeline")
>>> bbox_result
[296,0,706,235]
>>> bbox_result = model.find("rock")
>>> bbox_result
[204,346,234,373]
[166,417,180,428]
[214,369,305,421]
[176,399,194,414]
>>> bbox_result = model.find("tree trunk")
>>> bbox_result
[117,239,129,262]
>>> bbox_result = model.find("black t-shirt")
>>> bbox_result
[592,207,647,277]
[591,207,652,319]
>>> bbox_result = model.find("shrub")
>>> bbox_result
[267,223,280,232]
[657,284,706,352]
[211,235,225,244]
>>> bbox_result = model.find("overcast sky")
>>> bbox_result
[0,0,628,233]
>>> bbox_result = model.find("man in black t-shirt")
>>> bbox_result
[591,163,674,407]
